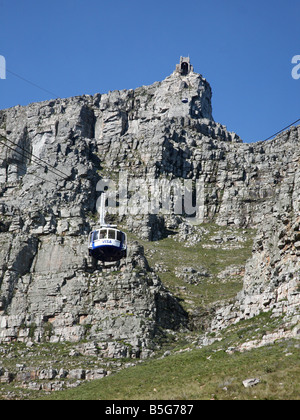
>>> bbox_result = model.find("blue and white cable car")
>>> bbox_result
[88,193,127,262]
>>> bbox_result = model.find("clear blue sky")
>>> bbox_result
[0,0,299,143]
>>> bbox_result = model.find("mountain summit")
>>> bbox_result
[0,58,299,364]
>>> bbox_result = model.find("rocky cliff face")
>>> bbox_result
[0,58,299,355]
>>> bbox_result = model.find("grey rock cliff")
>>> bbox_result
[0,58,299,353]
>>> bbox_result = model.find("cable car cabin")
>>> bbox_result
[88,227,127,262]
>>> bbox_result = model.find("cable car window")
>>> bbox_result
[100,229,107,239]
[93,231,99,241]
[117,231,122,241]
[108,229,115,239]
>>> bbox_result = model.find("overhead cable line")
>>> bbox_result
[4,156,59,186]
[261,117,300,142]
[0,137,59,183]
[0,67,73,182]
[0,68,70,186]
[6,68,60,99]
[0,134,71,180]
[0,136,74,185]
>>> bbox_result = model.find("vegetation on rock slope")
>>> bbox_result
[1,222,298,400]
